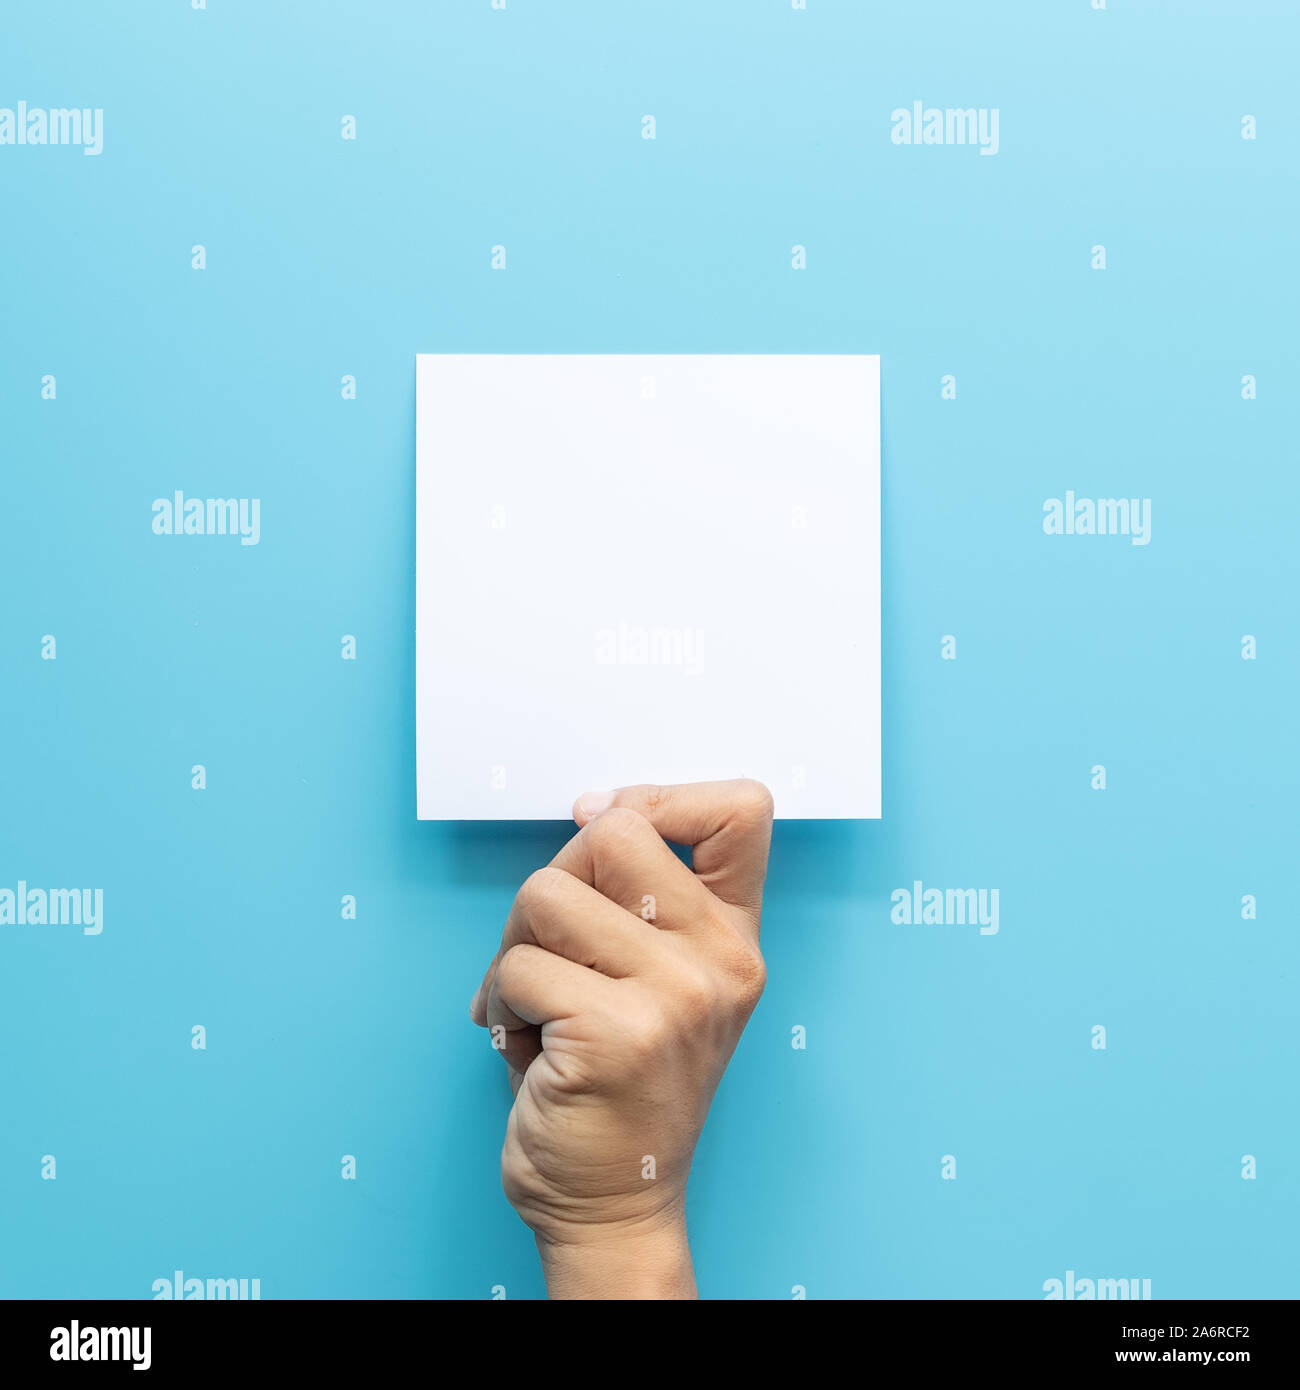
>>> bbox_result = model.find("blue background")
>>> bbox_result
[2,0,1296,1300]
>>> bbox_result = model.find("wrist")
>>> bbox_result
[535,1210,696,1300]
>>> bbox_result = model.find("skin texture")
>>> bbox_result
[469,779,774,1300]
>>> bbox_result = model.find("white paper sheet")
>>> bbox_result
[416,354,881,819]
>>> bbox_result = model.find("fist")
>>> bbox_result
[469,779,774,1298]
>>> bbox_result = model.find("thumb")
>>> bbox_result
[573,779,774,922]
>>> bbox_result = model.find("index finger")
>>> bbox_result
[571,779,774,926]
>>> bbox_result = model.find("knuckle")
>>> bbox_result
[677,968,720,1022]
[495,942,534,991]
[740,951,768,1002]
[720,940,767,1006]
[586,804,649,853]
[732,779,775,822]
[515,866,570,916]
[538,1045,595,1094]
[622,1003,669,1062]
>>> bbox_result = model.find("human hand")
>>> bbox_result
[469,779,774,1299]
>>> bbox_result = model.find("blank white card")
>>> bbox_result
[416,354,880,820]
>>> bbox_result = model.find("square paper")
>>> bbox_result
[416,354,881,819]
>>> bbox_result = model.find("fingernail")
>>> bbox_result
[574,789,615,821]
